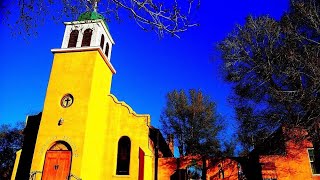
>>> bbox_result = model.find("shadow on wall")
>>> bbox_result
[159,156,204,180]
[207,157,249,180]
[159,127,319,180]
[15,113,42,180]
[252,126,317,180]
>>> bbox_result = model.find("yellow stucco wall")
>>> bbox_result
[11,150,21,180]
[27,48,154,179]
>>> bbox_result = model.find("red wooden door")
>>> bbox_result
[42,151,71,180]
[138,148,145,180]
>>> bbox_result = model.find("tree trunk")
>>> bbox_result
[201,156,207,180]
[178,145,183,157]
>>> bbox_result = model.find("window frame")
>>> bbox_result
[307,148,320,175]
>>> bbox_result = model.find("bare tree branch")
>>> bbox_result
[2,0,200,38]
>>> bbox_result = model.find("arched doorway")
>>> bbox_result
[42,141,72,180]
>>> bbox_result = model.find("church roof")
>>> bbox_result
[149,126,174,157]
[78,11,109,29]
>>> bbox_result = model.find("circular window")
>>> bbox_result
[60,94,74,108]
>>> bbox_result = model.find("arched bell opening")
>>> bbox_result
[68,30,79,48]
[100,34,105,50]
[81,29,93,47]
[105,42,110,58]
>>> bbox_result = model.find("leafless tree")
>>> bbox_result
[1,0,199,38]
[218,0,320,170]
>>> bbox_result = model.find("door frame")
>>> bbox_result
[41,141,72,180]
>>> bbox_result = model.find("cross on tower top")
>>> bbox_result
[89,0,100,12]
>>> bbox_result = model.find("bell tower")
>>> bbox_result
[29,11,117,179]
[61,11,114,61]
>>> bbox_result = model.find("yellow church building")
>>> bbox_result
[10,12,173,180]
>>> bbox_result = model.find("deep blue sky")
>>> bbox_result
[0,1,288,142]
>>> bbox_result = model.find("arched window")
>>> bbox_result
[81,29,92,47]
[100,34,105,50]
[105,43,109,58]
[68,30,79,48]
[116,136,131,175]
